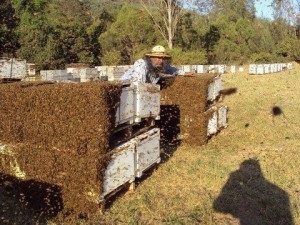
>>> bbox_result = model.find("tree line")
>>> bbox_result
[1,0,300,71]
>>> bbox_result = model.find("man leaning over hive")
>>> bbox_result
[120,45,193,84]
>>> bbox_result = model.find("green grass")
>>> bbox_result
[93,64,300,225]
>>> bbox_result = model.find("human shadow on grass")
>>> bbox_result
[0,173,63,225]
[213,159,294,225]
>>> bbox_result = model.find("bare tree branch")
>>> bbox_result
[140,0,183,49]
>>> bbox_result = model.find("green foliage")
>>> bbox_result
[99,49,122,66]
[250,52,275,63]
[213,39,240,64]
[175,12,202,51]
[15,10,50,69]
[11,0,105,70]
[210,0,255,21]
[99,4,162,65]
[0,0,19,56]
[235,18,255,42]
[250,20,275,54]
[169,47,207,65]
[0,0,298,69]
[12,0,47,12]
[275,37,300,61]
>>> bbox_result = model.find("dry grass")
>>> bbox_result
[93,63,300,225]
[2,63,300,225]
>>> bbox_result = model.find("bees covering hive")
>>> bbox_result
[159,74,218,146]
[0,81,123,219]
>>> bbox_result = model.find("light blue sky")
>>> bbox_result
[255,0,274,20]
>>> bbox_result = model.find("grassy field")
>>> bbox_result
[92,63,300,225]
[2,63,300,225]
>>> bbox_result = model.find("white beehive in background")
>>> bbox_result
[249,64,256,74]
[256,64,264,74]
[0,58,27,79]
[196,65,206,73]
[77,68,99,82]
[40,70,72,81]
[264,64,270,74]
[208,65,216,73]
[230,65,236,74]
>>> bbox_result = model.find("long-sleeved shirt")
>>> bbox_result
[120,59,183,84]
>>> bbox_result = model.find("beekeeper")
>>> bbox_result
[120,45,187,84]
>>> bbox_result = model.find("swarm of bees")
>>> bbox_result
[159,74,218,146]
[0,81,123,220]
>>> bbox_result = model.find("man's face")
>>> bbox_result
[150,56,165,68]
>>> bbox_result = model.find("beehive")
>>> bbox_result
[0,81,123,218]
[159,74,220,145]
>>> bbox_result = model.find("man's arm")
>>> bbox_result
[120,59,147,83]
[164,64,194,76]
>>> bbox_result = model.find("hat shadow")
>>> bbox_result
[213,159,294,225]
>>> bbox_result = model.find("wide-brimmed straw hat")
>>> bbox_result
[145,45,171,58]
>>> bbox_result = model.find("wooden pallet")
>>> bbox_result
[99,180,135,213]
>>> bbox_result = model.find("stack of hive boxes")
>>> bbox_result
[0,81,161,219]
[102,81,161,199]
[159,73,227,146]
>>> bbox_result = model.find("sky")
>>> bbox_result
[255,0,274,20]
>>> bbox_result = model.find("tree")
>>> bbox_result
[139,0,183,49]
[99,4,161,65]
[276,36,300,60]
[209,0,256,21]
[86,10,115,66]
[175,12,200,50]
[12,0,101,69]
[46,0,95,67]
[12,0,50,68]
[0,0,19,57]
[271,0,298,24]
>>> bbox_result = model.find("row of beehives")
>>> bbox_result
[103,76,226,199]
[95,64,228,81]
[39,64,228,83]
[249,63,293,75]
[40,61,293,83]
[40,68,101,82]
[0,76,227,216]
[0,58,36,79]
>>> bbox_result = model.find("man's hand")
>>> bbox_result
[159,73,175,79]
